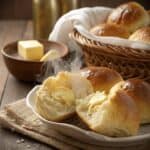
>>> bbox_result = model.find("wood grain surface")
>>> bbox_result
[0,20,55,150]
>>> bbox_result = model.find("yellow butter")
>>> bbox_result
[18,40,44,60]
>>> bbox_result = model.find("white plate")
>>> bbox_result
[26,86,150,147]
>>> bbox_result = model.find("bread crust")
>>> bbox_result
[121,78,150,124]
[80,67,123,93]
[129,26,150,44]
[90,23,130,38]
[107,2,150,33]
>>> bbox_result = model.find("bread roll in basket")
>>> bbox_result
[70,2,150,83]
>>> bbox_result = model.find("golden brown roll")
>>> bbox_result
[36,71,93,121]
[129,26,150,44]
[120,78,150,124]
[107,2,150,33]
[90,23,130,38]
[36,72,75,121]
[80,67,123,93]
[76,83,140,137]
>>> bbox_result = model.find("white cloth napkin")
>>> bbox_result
[49,7,150,51]
[49,7,112,46]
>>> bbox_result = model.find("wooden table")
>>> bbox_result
[0,21,55,150]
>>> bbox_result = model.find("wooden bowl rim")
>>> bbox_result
[1,40,69,63]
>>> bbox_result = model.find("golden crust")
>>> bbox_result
[76,86,140,137]
[107,2,150,33]
[80,67,123,93]
[90,23,130,38]
[121,78,150,124]
[129,26,150,44]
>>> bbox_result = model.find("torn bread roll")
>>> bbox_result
[76,82,140,137]
[80,67,123,93]
[36,71,93,121]
[107,2,150,33]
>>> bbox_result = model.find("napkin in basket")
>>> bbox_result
[49,7,112,47]
[49,7,150,51]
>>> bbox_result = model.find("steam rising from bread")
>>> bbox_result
[36,71,93,121]
[37,41,83,82]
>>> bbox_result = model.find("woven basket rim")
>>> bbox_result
[72,28,150,52]
[70,29,150,60]
[87,48,150,62]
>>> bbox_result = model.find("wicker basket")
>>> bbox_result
[70,29,150,82]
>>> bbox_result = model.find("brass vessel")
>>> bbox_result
[33,0,80,39]
[61,0,80,14]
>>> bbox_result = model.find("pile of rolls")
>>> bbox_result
[35,67,150,137]
[90,2,150,44]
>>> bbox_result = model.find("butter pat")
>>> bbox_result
[18,40,44,60]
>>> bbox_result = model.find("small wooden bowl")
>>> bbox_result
[1,40,68,82]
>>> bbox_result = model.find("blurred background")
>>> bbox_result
[0,0,149,39]
[0,0,149,20]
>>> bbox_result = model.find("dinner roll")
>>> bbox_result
[121,78,150,124]
[36,71,93,121]
[80,67,123,93]
[107,2,150,33]
[90,23,130,38]
[36,72,75,121]
[76,83,140,137]
[129,26,150,44]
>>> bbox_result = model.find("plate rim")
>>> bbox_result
[26,85,150,145]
